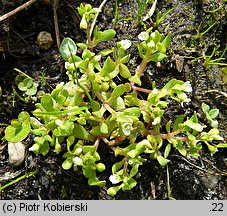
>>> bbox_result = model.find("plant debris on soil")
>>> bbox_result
[0,0,227,200]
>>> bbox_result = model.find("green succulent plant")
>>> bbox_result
[4,3,226,196]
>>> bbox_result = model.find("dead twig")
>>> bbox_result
[206,89,227,98]
[0,0,38,22]
[174,155,227,176]
[53,0,60,48]
[89,0,107,37]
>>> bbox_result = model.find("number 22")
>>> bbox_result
[211,203,223,211]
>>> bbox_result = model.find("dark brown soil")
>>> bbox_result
[0,0,226,200]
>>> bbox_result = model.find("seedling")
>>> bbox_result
[201,103,219,128]
[192,46,227,67]
[14,68,39,97]
[137,0,150,25]
[194,21,217,40]
[202,46,227,67]
[142,0,173,29]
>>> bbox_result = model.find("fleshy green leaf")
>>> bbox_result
[123,107,141,117]
[88,177,106,187]
[41,94,54,112]
[162,32,172,49]
[173,115,185,131]
[208,109,219,119]
[82,146,96,154]
[149,52,167,62]
[164,143,171,158]
[100,122,108,134]
[99,57,116,77]
[112,159,125,173]
[62,158,73,170]
[122,178,137,191]
[74,123,95,141]
[119,63,131,78]
[60,37,77,61]
[129,73,142,86]
[111,97,125,111]
[94,29,116,44]
[156,43,166,53]
[165,120,172,134]
[18,82,27,91]
[129,165,139,178]
[157,155,170,167]
[109,84,125,101]
[202,103,210,113]
[184,120,204,132]
[98,49,113,56]
[215,143,227,148]
[107,184,123,196]
[150,30,162,44]
[26,86,37,96]
[18,111,30,122]
[23,78,33,88]
[205,142,217,153]
[175,140,187,156]
[5,119,30,143]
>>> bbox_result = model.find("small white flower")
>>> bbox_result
[109,174,120,184]
[152,117,161,125]
[184,98,191,103]
[65,62,75,72]
[128,159,133,165]
[55,119,63,126]
[94,54,101,61]
[120,40,132,50]
[29,143,39,152]
[75,147,83,155]
[122,123,133,136]
[65,61,70,69]
[73,157,83,166]
[178,92,191,103]
[138,31,149,41]
[152,88,159,94]
[147,40,155,49]
[80,16,87,29]
[182,81,192,93]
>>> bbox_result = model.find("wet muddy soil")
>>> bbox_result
[0,0,227,200]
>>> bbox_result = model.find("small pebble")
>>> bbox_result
[37,31,53,50]
[8,142,26,167]
[200,174,222,189]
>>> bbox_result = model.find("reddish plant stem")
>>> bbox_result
[86,26,93,52]
[123,157,129,176]
[136,50,154,75]
[93,137,100,150]
[148,129,187,141]
[130,83,152,93]
[96,92,116,114]
[136,57,148,75]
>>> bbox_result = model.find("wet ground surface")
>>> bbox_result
[0,0,227,199]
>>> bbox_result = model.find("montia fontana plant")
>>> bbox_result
[4,3,226,196]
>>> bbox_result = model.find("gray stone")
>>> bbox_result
[8,142,26,167]
[37,31,53,50]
